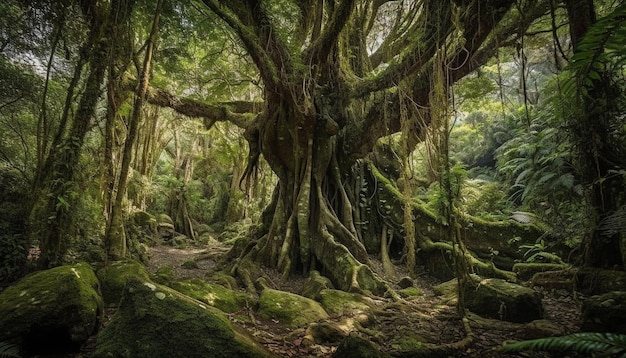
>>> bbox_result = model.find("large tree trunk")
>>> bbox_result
[241,98,385,293]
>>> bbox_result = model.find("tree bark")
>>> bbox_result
[105,0,162,262]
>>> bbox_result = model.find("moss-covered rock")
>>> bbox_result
[301,270,334,301]
[94,279,271,358]
[398,286,422,299]
[171,278,254,313]
[0,263,103,355]
[318,289,372,316]
[465,278,543,323]
[258,288,329,328]
[96,260,151,306]
[581,291,626,334]
[512,263,570,281]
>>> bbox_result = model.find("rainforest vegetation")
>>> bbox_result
[1,0,626,357]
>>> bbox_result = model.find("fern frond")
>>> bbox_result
[499,332,626,357]
[0,341,21,358]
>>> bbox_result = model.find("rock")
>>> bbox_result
[433,279,459,305]
[318,289,372,317]
[398,286,422,299]
[465,278,543,323]
[258,289,329,328]
[581,291,626,334]
[530,269,576,291]
[96,260,151,307]
[171,278,254,313]
[93,279,271,358]
[398,276,413,289]
[0,263,103,356]
[301,270,334,300]
[512,263,570,281]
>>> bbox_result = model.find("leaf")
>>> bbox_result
[499,332,626,356]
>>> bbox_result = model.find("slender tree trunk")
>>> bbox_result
[105,0,162,261]
[37,0,110,268]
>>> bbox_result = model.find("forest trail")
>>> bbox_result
[140,242,583,358]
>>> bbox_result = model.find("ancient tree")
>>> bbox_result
[148,0,551,292]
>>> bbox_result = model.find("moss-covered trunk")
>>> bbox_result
[232,93,386,294]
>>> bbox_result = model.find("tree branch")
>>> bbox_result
[200,0,282,92]
[136,82,260,130]
[305,0,357,62]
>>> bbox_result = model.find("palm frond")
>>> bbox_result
[498,332,626,357]
[0,341,21,358]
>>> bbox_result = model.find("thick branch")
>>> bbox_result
[134,82,259,130]
[201,0,282,92]
[305,0,356,62]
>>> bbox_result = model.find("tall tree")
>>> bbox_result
[143,0,552,292]
[36,0,123,268]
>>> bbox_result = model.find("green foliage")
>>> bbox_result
[499,332,626,357]
[0,169,31,285]
[0,341,21,358]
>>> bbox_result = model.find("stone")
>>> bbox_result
[465,278,543,323]
[96,260,151,307]
[512,263,571,281]
[318,289,372,317]
[258,288,329,328]
[397,276,413,289]
[171,278,254,313]
[581,291,626,334]
[301,270,334,301]
[93,279,271,358]
[0,263,103,356]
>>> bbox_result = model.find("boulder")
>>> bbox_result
[258,288,329,328]
[96,260,151,306]
[93,279,271,358]
[318,289,373,317]
[581,291,626,334]
[465,278,543,323]
[301,270,334,301]
[0,263,103,355]
[512,263,570,281]
[171,278,254,313]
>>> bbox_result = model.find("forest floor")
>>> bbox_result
[132,237,584,358]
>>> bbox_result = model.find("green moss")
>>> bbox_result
[390,335,424,351]
[171,278,254,313]
[210,272,239,290]
[153,265,174,286]
[96,260,151,306]
[94,279,270,358]
[258,289,329,328]
[512,263,570,281]
[181,260,199,269]
[302,270,334,300]
[318,289,371,316]
[334,335,388,358]
[398,287,422,298]
[0,263,103,347]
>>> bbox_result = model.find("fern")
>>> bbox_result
[0,341,21,358]
[499,332,626,357]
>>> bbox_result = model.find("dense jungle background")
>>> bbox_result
[1,0,626,357]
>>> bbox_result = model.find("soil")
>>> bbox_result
[138,238,583,358]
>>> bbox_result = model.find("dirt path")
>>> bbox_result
[144,243,582,357]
